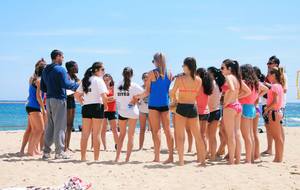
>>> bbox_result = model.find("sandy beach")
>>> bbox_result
[0,128,300,190]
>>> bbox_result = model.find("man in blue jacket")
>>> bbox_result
[41,50,79,160]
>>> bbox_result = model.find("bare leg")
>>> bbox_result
[27,112,44,156]
[65,108,75,151]
[208,120,219,160]
[253,115,260,160]
[139,113,147,150]
[175,113,186,166]
[262,123,273,154]
[200,120,208,153]
[217,120,227,156]
[161,111,174,164]
[269,112,284,162]
[20,119,31,155]
[234,112,242,164]
[80,118,92,161]
[125,119,137,162]
[149,109,161,162]
[188,117,206,166]
[101,119,107,150]
[223,108,236,165]
[241,117,253,163]
[172,113,177,150]
[109,119,119,146]
[115,119,127,162]
[92,118,102,161]
[185,127,193,153]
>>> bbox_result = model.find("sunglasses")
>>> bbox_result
[267,62,275,65]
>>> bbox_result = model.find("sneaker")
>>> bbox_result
[42,153,51,160]
[55,152,70,159]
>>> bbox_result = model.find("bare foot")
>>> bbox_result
[34,151,42,156]
[273,159,282,163]
[163,157,173,164]
[178,161,184,166]
[27,152,34,157]
[262,150,272,155]
[17,152,25,157]
[216,149,225,156]
[224,154,229,160]
[125,158,130,162]
[227,161,234,165]
[198,162,206,167]
[152,159,160,162]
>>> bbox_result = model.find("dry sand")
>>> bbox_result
[0,128,300,189]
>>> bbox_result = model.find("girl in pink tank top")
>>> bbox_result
[196,68,213,153]
[264,67,285,163]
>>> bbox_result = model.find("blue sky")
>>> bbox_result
[0,1,299,102]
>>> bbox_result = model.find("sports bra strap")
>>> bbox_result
[179,77,199,93]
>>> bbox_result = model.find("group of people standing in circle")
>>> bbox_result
[20,49,287,166]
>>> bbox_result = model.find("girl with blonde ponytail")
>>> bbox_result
[135,52,174,164]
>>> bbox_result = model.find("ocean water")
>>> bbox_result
[0,102,299,131]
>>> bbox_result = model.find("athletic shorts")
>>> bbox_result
[242,104,256,119]
[26,106,41,115]
[208,109,221,123]
[148,106,169,112]
[262,105,269,124]
[176,103,198,118]
[67,96,76,109]
[199,114,209,121]
[81,104,104,119]
[140,112,149,117]
[104,111,117,120]
[118,114,128,120]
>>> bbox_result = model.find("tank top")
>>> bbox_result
[106,88,116,112]
[148,69,171,107]
[239,88,258,105]
[196,86,209,115]
[26,84,41,109]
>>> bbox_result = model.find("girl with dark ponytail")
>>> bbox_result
[239,64,268,163]
[65,60,79,152]
[114,67,144,162]
[220,59,251,164]
[251,66,269,161]
[263,67,285,162]
[207,67,223,160]
[170,57,206,166]
[75,61,108,161]
[118,67,133,91]
[196,68,213,154]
